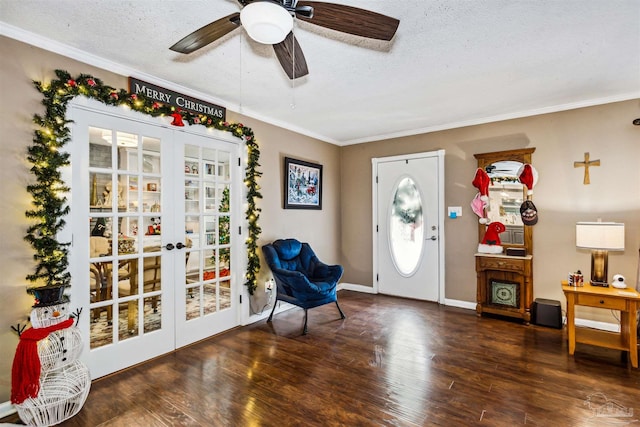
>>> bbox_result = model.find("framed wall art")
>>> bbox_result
[284,157,322,210]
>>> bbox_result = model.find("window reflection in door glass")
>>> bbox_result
[89,127,113,169]
[143,296,161,334]
[119,301,138,340]
[389,177,424,276]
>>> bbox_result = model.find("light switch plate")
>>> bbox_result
[448,206,462,218]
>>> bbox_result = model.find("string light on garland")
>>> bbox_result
[27,69,263,295]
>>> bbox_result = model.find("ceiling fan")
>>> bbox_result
[170,0,400,79]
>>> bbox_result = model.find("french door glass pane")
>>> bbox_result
[88,126,164,348]
[182,144,232,320]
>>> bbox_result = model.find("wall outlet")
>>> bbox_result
[265,279,275,291]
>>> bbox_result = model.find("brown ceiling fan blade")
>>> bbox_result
[170,13,241,54]
[273,32,309,80]
[296,2,399,41]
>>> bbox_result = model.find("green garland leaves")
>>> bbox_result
[28,69,262,295]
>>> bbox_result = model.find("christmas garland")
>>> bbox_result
[489,176,520,184]
[27,69,262,295]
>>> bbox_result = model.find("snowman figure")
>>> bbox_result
[11,285,90,426]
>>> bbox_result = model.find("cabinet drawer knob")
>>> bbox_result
[599,300,604,304]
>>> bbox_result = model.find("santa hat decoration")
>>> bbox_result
[470,193,484,218]
[472,168,490,202]
[471,168,491,224]
[517,163,539,226]
[517,163,538,197]
[478,222,506,254]
[470,193,489,224]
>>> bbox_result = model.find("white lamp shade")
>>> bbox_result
[240,2,293,45]
[576,222,625,250]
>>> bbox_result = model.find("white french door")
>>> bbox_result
[68,100,240,379]
[174,132,239,347]
[373,150,445,302]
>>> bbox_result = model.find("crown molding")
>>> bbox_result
[0,22,338,145]
[342,92,640,146]
[2,22,637,147]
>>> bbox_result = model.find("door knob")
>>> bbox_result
[429,235,437,241]
[176,242,186,249]
[163,243,175,250]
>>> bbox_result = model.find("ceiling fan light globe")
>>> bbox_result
[240,2,293,45]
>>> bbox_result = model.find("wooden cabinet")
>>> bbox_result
[474,148,535,325]
[475,254,533,324]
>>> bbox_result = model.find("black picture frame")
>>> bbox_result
[284,157,322,210]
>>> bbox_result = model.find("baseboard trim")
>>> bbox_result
[245,300,297,325]
[338,283,376,293]
[0,401,16,420]
[444,298,477,311]
[573,318,620,333]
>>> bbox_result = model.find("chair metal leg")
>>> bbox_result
[267,299,277,323]
[336,301,346,319]
[302,309,308,335]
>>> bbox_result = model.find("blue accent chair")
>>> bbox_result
[262,239,345,335]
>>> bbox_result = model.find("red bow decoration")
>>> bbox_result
[170,111,185,127]
[11,318,74,404]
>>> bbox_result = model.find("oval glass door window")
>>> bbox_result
[389,177,424,276]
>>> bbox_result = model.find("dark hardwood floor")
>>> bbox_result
[5,290,640,426]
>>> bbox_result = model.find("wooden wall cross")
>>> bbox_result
[574,152,600,185]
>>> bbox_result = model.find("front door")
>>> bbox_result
[69,100,239,378]
[373,151,444,302]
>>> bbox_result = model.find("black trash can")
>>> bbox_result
[532,298,562,329]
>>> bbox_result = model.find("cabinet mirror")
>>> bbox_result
[474,148,535,254]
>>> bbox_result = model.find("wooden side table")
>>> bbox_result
[562,282,640,368]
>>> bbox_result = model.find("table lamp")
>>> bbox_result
[576,222,625,287]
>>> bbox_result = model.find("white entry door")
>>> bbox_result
[68,100,239,378]
[373,151,444,302]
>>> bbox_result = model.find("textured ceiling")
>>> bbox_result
[1,0,639,145]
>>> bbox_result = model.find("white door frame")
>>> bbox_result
[371,150,445,304]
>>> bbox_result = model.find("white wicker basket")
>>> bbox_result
[15,360,91,426]
[37,328,83,373]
